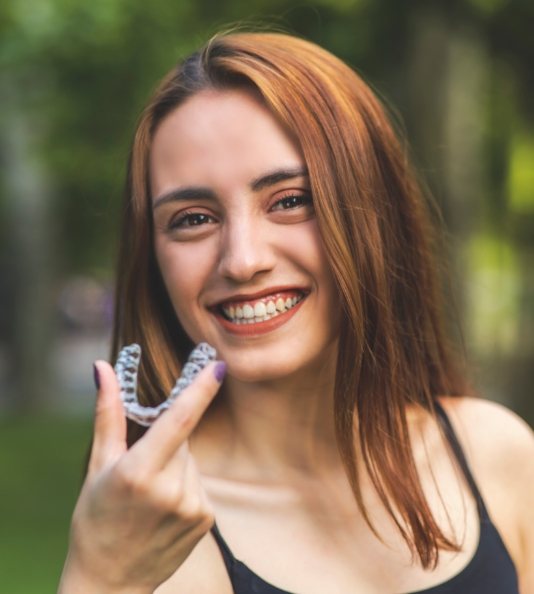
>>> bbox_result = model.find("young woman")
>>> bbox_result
[58,32,533,593]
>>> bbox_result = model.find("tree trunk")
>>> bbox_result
[0,81,57,413]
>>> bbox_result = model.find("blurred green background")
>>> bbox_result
[0,0,533,591]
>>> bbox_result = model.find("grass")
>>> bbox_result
[0,414,93,593]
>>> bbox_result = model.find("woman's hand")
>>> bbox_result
[58,358,226,594]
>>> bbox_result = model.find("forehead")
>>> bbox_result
[149,88,304,198]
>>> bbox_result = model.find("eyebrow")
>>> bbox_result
[152,166,309,210]
[153,187,216,209]
[250,166,308,191]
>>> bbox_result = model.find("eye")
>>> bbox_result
[271,193,313,212]
[169,211,216,229]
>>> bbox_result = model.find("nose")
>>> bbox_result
[217,217,276,283]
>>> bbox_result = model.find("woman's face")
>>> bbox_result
[150,88,339,382]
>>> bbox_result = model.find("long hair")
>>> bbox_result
[112,31,469,568]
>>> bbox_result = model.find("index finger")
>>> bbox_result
[129,360,226,468]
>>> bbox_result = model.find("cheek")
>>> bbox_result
[155,241,211,316]
[290,223,335,286]
[295,224,340,326]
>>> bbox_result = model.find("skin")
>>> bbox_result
[58,89,534,594]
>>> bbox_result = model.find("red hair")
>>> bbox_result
[113,31,469,567]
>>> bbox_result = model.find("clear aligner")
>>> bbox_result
[114,342,217,427]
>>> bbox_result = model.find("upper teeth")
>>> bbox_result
[222,295,303,324]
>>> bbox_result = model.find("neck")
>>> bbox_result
[193,347,343,482]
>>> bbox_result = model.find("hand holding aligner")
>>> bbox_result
[114,343,217,427]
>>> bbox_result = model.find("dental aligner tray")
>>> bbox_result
[114,342,217,427]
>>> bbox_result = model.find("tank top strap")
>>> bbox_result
[434,399,489,521]
[211,522,236,575]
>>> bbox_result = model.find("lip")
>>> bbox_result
[208,286,309,308]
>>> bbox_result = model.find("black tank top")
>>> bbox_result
[210,402,519,593]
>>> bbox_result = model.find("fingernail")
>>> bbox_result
[93,363,100,390]
[213,361,227,383]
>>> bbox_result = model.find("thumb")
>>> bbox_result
[88,360,127,474]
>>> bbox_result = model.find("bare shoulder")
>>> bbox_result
[438,396,534,474]
[438,396,534,588]
[440,397,534,456]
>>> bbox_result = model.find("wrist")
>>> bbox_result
[58,555,153,594]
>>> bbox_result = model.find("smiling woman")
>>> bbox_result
[58,31,533,594]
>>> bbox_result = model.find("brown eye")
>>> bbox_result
[271,193,313,211]
[169,212,216,229]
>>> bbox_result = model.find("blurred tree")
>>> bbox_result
[0,86,57,411]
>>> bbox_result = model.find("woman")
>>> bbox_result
[58,32,533,593]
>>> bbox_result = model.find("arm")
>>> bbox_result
[440,397,534,593]
[505,410,534,594]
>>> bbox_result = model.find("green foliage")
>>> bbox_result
[466,233,520,355]
[508,130,534,212]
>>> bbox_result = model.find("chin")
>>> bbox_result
[222,343,334,385]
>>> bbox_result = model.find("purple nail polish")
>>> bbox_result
[93,363,100,390]
[214,361,227,383]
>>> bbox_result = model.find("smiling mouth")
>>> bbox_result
[215,290,307,325]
